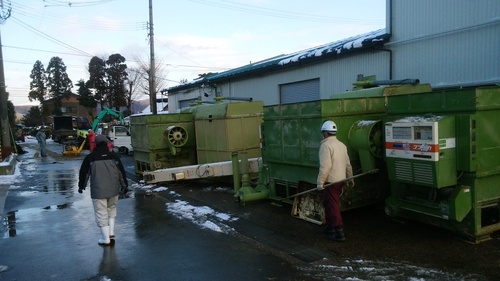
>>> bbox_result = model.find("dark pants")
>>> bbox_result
[322,183,343,228]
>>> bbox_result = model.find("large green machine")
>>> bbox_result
[130,113,196,176]
[384,85,500,242]
[253,82,432,216]
[190,99,263,164]
[132,99,263,179]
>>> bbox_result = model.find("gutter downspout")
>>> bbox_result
[377,48,393,80]
[376,0,393,80]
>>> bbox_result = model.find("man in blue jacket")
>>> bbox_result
[78,134,128,246]
[35,127,47,157]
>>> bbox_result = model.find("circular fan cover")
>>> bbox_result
[165,126,188,147]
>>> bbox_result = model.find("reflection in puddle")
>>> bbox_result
[2,211,17,238]
[2,203,73,238]
[57,203,71,209]
[7,211,16,237]
[42,203,73,210]
[14,169,78,194]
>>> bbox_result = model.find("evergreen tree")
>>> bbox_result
[87,56,107,110]
[106,54,128,111]
[21,106,43,127]
[46,56,73,115]
[28,60,50,117]
[7,100,16,131]
[28,60,48,102]
[76,79,97,119]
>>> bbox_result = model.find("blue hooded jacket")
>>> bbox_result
[78,144,128,199]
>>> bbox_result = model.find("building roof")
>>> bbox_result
[43,92,81,103]
[167,28,390,92]
[140,98,169,114]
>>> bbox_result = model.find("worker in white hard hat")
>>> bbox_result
[316,120,354,242]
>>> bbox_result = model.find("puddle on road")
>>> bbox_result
[2,201,80,238]
[12,164,79,193]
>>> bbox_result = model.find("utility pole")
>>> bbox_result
[148,0,157,115]
[0,1,12,159]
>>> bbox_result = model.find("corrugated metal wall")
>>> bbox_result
[389,0,500,88]
[169,52,389,111]
[391,0,499,42]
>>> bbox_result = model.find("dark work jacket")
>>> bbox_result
[78,145,128,199]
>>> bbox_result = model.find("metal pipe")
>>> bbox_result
[237,152,255,197]
[239,190,270,203]
[372,79,420,85]
[189,100,216,106]
[253,163,268,192]
[214,96,253,102]
[231,152,241,195]
[431,80,500,90]
[238,159,271,203]
[352,79,420,88]
[279,169,379,202]
[239,152,250,188]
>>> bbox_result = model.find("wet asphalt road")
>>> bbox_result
[1,138,500,281]
[0,140,309,281]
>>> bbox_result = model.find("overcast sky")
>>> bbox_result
[2,0,386,106]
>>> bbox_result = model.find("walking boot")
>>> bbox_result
[328,227,346,242]
[324,224,335,235]
[98,226,114,246]
[109,218,116,239]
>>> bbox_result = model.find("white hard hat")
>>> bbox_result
[321,121,337,133]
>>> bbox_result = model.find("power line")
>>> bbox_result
[164,63,229,71]
[10,1,146,31]
[42,0,118,8]
[3,45,92,58]
[3,44,230,72]
[154,38,204,67]
[10,16,94,57]
[188,0,384,24]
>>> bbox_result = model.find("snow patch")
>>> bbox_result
[166,199,238,234]
[299,258,485,281]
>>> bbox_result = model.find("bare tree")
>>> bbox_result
[132,54,168,105]
[126,67,144,110]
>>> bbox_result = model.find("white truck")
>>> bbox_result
[103,125,133,155]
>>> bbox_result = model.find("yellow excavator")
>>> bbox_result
[63,107,125,156]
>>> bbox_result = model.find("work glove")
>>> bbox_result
[119,186,129,199]
[78,187,85,194]
[316,184,324,191]
[346,180,355,189]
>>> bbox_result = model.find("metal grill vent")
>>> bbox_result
[413,162,434,185]
[394,161,413,181]
[394,160,434,185]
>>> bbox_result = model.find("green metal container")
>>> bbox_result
[260,84,432,210]
[191,101,263,164]
[384,85,500,242]
[130,113,196,175]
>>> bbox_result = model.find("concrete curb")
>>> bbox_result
[0,154,17,176]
